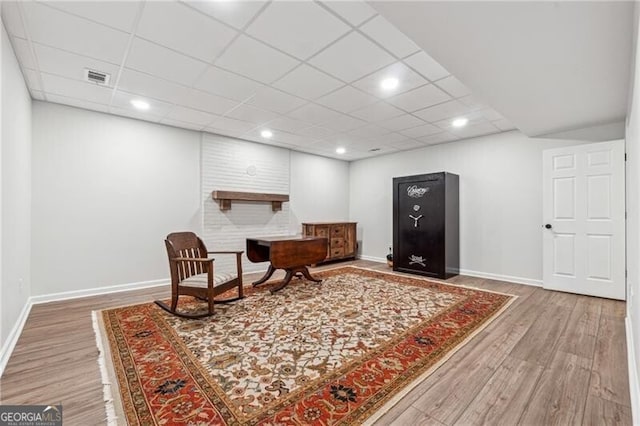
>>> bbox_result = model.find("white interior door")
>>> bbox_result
[542,140,625,300]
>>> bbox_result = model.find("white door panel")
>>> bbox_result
[542,140,625,300]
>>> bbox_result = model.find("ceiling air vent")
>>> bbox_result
[84,68,110,86]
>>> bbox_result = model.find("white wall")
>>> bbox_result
[349,130,583,284]
[1,22,31,347]
[289,151,350,234]
[624,2,640,421]
[31,102,201,295]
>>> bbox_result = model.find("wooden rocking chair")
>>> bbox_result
[155,232,244,319]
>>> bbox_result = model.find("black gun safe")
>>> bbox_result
[392,172,459,279]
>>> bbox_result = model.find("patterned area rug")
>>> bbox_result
[94,266,514,425]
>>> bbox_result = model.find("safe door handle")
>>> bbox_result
[544,224,552,229]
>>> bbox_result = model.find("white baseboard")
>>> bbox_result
[626,316,640,426]
[0,299,32,378]
[459,268,542,287]
[29,278,169,305]
[357,255,386,263]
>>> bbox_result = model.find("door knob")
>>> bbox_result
[544,224,552,229]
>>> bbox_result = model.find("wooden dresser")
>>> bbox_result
[302,222,357,263]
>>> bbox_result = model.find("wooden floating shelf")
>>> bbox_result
[211,190,290,212]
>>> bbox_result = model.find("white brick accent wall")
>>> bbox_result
[202,133,291,275]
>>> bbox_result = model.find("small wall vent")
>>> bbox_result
[84,68,110,86]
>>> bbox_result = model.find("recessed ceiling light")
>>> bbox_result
[336,147,346,154]
[130,99,150,110]
[380,77,399,90]
[260,129,273,139]
[452,117,469,128]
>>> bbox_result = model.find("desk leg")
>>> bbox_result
[252,264,276,287]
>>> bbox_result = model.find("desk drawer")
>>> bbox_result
[330,247,345,258]
[330,225,345,238]
[331,238,344,249]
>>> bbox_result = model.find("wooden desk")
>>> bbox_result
[246,236,328,293]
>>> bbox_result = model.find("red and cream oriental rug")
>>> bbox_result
[93,266,515,425]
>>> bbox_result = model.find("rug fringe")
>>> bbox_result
[91,311,118,426]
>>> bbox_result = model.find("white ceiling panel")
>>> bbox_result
[22,68,42,91]
[207,116,257,134]
[160,117,206,132]
[177,88,239,116]
[8,37,36,70]
[478,108,505,122]
[492,118,517,131]
[320,1,377,26]
[413,99,473,123]
[125,38,208,85]
[41,72,112,105]
[2,2,27,38]
[245,87,307,114]
[21,2,130,64]
[34,43,120,84]
[194,66,264,102]
[137,2,236,63]
[389,138,423,150]
[309,31,395,82]
[359,15,420,58]
[322,115,368,132]
[215,35,299,84]
[351,101,404,122]
[46,1,141,33]
[110,106,164,123]
[117,69,185,104]
[46,93,110,114]
[266,117,312,134]
[225,104,280,125]
[288,103,345,125]
[450,121,499,138]
[273,64,344,100]
[387,84,451,112]
[347,123,389,138]
[297,125,337,139]
[316,86,377,113]
[378,114,426,131]
[246,1,350,60]
[399,123,442,138]
[31,90,45,101]
[435,75,472,98]
[403,51,450,82]
[165,105,220,127]
[184,0,267,30]
[352,62,428,99]
[111,90,174,117]
[418,132,459,145]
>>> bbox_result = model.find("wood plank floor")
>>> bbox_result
[0,260,632,425]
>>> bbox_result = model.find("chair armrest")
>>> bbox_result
[171,257,214,262]
[207,250,244,255]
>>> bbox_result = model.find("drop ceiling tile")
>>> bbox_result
[309,32,395,83]
[23,69,42,91]
[165,105,220,127]
[194,66,264,102]
[31,90,45,100]
[297,126,337,139]
[22,2,130,64]
[184,0,267,30]
[435,76,472,98]
[1,2,27,38]
[350,101,404,122]
[111,90,174,117]
[246,1,350,60]
[492,118,517,131]
[177,88,239,116]
[126,37,208,85]
[288,103,344,125]
[417,132,458,145]
[390,138,424,150]
[207,116,256,134]
[365,131,408,144]
[205,128,246,140]
[118,69,185,104]
[10,37,36,70]
[403,51,449,82]
[273,64,344,100]
[378,114,425,131]
[215,35,299,84]
[110,106,164,123]
[46,1,141,33]
[41,72,112,105]
[266,117,312,133]
[46,93,110,114]
[479,108,505,122]
[322,115,367,132]
[34,43,120,84]
[225,104,280,125]
[458,95,486,110]
[399,123,442,138]
[137,2,236,63]
[413,100,473,123]
[316,86,377,113]
[320,1,377,26]
[352,62,428,99]
[245,87,307,114]
[387,84,451,112]
[160,117,205,132]
[359,16,420,58]
[450,121,500,138]
[347,124,389,139]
